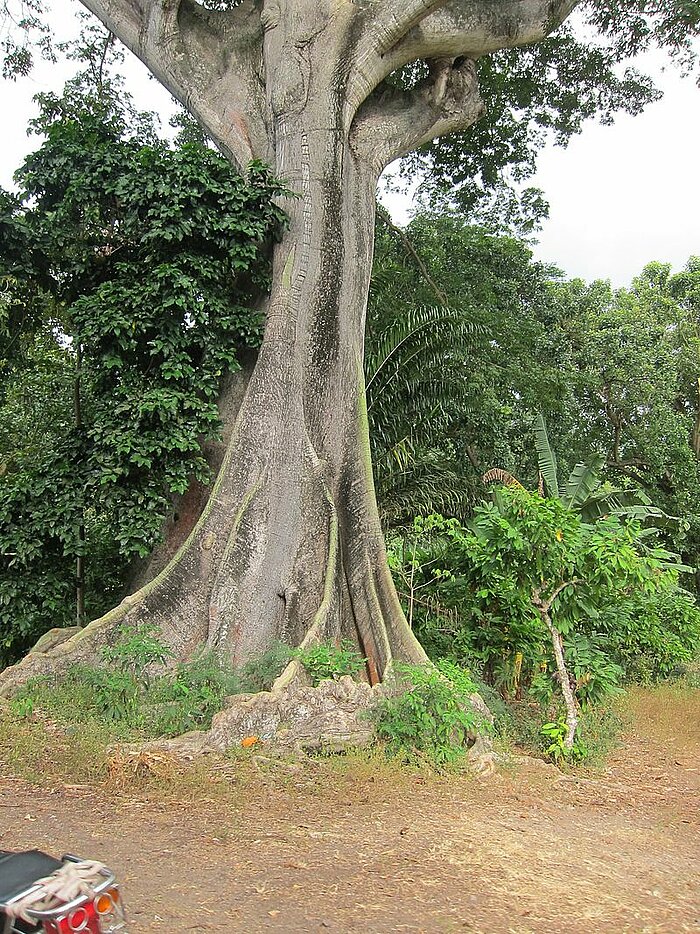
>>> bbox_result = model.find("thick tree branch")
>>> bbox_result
[79,0,270,170]
[395,0,579,60]
[351,57,484,171]
[606,460,650,487]
[365,0,449,56]
[78,0,147,56]
[349,0,579,114]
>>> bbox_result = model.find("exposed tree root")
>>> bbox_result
[0,592,142,697]
[111,673,495,775]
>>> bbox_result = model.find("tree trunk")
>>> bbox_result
[0,0,578,701]
[542,612,578,749]
[145,107,426,676]
[532,585,578,748]
[0,75,426,695]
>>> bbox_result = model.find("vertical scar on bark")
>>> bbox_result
[354,619,381,686]
[208,478,264,650]
[309,477,340,637]
[281,242,296,292]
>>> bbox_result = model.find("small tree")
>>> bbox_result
[393,488,699,748]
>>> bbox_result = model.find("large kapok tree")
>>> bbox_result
[0,0,662,702]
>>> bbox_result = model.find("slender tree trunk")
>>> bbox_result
[543,613,578,748]
[533,584,578,748]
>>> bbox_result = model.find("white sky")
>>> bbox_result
[530,64,700,285]
[1,3,698,289]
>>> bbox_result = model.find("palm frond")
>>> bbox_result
[482,467,524,490]
[365,304,485,395]
[375,448,477,526]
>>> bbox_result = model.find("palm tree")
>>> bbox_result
[365,304,484,525]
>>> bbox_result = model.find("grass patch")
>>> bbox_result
[622,683,700,753]
[0,706,113,785]
[0,705,254,806]
[9,635,295,741]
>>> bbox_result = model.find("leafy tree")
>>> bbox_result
[2,0,700,707]
[368,213,579,522]
[390,491,700,746]
[550,260,700,584]
[0,78,285,663]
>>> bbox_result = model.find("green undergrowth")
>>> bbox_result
[295,640,366,685]
[478,685,625,767]
[9,632,374,739]
[477,664,700,767]
[10,628,297,739]
[0,705,114,784]
[373,660,491,769]
[5,625,497,775]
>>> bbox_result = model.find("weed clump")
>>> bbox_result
[10,626,295,739]
[373,660,490,768]
[293,640,366,686]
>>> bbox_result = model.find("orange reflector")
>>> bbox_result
[94,888,119,913]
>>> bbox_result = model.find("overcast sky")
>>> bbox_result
[1,3,698,289]
[530,63,700,286]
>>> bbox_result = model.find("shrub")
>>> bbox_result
[391,495,700,710]
[145,650,241,736]
[373,660,487,768]
[236,643,294,692]
[595,589,700,682]
[294,640,365,686]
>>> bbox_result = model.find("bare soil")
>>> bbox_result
[1,687,698,933]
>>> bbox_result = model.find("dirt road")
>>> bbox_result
[1,687,698,933]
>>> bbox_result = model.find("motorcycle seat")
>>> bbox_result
[0,851,63,906]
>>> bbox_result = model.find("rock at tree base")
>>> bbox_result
[124,676,494,769]
[210,675,379,754]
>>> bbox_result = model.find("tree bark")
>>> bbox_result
[142,106,428,676]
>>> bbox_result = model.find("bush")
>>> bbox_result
[391,497,700,713]
[145,650,242,736]
[294,640,365,686]
[595,589,700,682]
[373,660,488,768]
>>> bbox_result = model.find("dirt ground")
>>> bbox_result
[1,687,699,934]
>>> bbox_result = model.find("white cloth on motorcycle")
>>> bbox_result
[0,851,62,904]
[0,855,107,924]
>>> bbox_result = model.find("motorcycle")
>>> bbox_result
[0,851,127,934]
